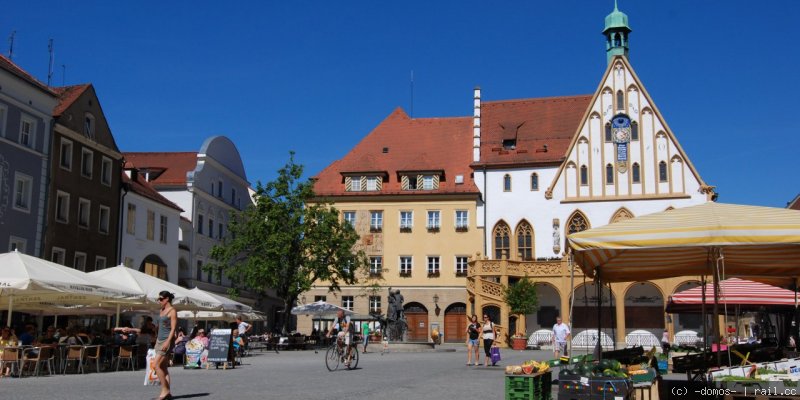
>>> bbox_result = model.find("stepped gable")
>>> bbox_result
[314,108,478,197]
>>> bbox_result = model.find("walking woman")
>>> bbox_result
[155,291,177,400]
[465,314,481,366]
[481,314,498,367]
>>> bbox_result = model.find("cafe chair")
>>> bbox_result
[1,347,21,377]
[84,345,103,373]
[62,345,85,374]
[114,345,136,371]
[21,346,54,377]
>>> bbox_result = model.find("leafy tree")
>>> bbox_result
[208,153,367,334]
[503,276,539,336]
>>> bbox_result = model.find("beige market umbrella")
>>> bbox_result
[0,251,145,325]
[568,202,800,282]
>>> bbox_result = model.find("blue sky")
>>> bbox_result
[3,1,798,207]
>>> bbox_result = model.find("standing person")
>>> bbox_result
[361,321,370,353]
[481,314,498,367]
[552,316,571,359]
[661,329,671,354]
[154,291,177,400]
[236,316,252,340]
[466,314,481,366]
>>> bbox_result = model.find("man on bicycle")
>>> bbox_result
[327,310,354,366]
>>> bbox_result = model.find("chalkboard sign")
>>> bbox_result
[207,329,232,363]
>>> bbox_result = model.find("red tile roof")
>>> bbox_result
[122,172,184,212]
[313,108,480,197]
[0,55,56,96]
[52,84,91,117]
[476,95,592,167]
[789,194,800,210]
[123,152,199,188]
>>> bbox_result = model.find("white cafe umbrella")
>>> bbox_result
[177,310,267,322]
[187,287,252,312]
[89,265,224,326]
[0,251,144,325]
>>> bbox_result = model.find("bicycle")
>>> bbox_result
[325,337,359,371]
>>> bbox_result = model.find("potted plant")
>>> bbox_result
[503,275,539,350]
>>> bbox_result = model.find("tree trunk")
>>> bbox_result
[280,297,295,335]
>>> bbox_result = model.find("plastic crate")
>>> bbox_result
[629,368,656,384]
[505,371,552,400]
[558,376,632,400]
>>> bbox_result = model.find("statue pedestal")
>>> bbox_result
[382,342,439,352]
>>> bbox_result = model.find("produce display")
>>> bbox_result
[558,359,632,379]
[504,359,551,375]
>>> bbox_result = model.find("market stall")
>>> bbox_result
[568,202,800,398]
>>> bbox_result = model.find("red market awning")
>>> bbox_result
[666,278,798,313]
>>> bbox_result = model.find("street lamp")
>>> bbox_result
[433,294,441,316]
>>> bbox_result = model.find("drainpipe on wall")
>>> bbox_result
[116,159,128,265]
[483,164,487,258]
[38,118,56,258]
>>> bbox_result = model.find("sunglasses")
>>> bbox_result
[158,297,167,301]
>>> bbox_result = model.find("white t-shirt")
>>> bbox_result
[238,321,250,335]
[553,323,570,342]
[482,322,495,340]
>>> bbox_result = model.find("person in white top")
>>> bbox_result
[552,316,570,359]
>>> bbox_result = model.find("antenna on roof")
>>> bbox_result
[61,64,66,86]
[409,69,414,118]
[7,31,15,60]
[47,39,54,86]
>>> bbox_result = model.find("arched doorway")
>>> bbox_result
[404,302,429,341]
[672,281,702,332]
[525,283,560,334]
[624,282,665,346]
[571,282,615,330]
[482,305,501,326]
[140,254,168,281]
[444,303,467,343]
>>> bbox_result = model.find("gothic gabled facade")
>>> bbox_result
[467,5,713,348]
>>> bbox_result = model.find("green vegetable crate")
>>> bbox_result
[505,371,552,400]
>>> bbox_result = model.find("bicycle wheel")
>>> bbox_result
[325,345,340,371]
[347,346,359,370]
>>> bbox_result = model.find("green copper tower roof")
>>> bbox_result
[603,1,632,64]
[603,0,631,33]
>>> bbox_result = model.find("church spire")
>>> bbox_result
[603,0,632,65]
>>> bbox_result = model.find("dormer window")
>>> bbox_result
[401,173,440,191]
[422,176,434,190]
[345,175,383,192]
[366,176,378,191]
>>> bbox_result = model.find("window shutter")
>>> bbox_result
[401,175,409,190]
[432,175,439,189]
[375,176,382,191]
[360,176,367,191]
[416,175,423,190]
[345,176,352,191]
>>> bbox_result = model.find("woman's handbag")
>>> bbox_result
[490,345,501,365]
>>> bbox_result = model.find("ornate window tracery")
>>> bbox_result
[515,221,533,261]
[493,222,511,260]
[566,211,590,235]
